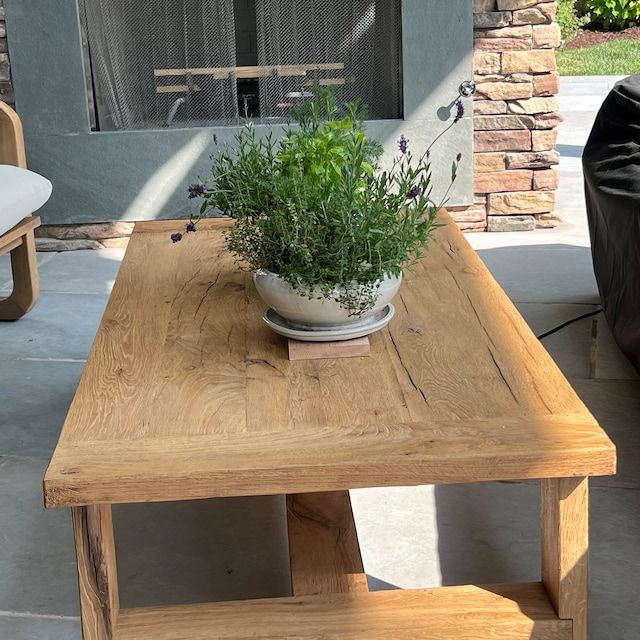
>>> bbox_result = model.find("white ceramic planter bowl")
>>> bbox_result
[253,269,402,328]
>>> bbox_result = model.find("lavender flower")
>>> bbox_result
[398,134,409,155]
[406,184,422,200]
[187,183,207,200]
[185,220,197,233]
[170,232,183,243]
[454,99,464,124]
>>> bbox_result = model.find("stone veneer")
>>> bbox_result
[0,0,13,106]
[1,0,561,248]
[449,0,562,232]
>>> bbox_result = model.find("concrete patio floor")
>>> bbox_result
[1,76,639,639]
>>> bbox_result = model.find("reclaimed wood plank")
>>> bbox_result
[44,416,613,508]
[44,214,616,508]
[72,504,119,640]
[288,337,370,361]
[114,582,571,640]
[153,63,344,78]
[155,84,201,94]
[287,491,368,596]
[541,477,589,640]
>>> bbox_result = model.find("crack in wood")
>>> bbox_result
[89,544,113,637]
[193,273,221,318]
[398,292,409,315]
[388,330,430,405]
[442,262,555,411]
[247,358,284,376]
[73,506,118,640]
[289,504,342,530]
[487,347,519,404]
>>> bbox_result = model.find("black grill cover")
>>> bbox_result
[583,74,640,373]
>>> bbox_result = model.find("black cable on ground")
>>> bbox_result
[536,307,603,340]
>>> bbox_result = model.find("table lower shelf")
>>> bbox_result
[71,487,587,639]
[114,582,571,640]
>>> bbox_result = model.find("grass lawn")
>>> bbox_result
[557,39,640,75]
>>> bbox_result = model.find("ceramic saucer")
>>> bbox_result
[262,304,395,342]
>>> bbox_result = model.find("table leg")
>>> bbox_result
[541,477,589,640]
[287,491,368,596]
[71,505,119,640]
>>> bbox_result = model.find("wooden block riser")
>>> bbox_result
[288,336,370,361]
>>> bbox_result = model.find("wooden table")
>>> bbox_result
[44,213,616,640]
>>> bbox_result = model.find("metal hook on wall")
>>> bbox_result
[458,80,476,98]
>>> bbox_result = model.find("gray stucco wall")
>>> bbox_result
[5,0,473,224]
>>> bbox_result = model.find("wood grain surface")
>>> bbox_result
[287,491,368,596]
[71,504,119,640]
[113,582,571,640]
[44,214,616,508]
[541,477,589,640]
[0,217,41,321]
[0,100,27,168]
[288,337,370,361]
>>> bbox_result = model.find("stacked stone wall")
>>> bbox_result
[450,0,561,231]
[0,0,13,105]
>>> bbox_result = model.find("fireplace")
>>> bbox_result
[3,0,474,224]
[80,0,403,131]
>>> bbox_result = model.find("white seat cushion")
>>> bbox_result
[0,164,53,236]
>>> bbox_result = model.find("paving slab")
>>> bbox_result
[560,75,626,91]
[589,486,640,640]
[573,379,640,490]
[519,304,639,382]
[0,252,58,292]
[515,302,595,379]
[475,244,600,304]
[557,110,599,147]
[0,292,108,361]
[0,360,82,458]
[351,485,442,590]
[0,614,81,640]
[555,184,587,211]
[557,94,605,113]
[351,482,539,591]
[114,496,291,608]
[0,456,80,618]
[591,317,639,380]
[433,482,540,587]
[34,248,125,295]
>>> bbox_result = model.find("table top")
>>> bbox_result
[43,214,616,508]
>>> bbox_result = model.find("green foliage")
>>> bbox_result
[557,0,590,40]
[585,0,640,29]
[193,89,460,314]
[557,37,640,74]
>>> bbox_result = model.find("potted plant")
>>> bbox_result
[174,90,462,339]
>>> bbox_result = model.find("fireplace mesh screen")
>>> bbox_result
[80,0,402,131]
[255,0,402,121]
